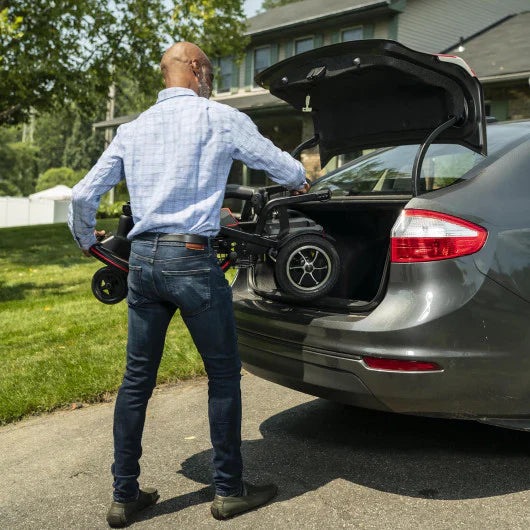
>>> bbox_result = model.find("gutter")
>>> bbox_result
[439,14,514,54]
[93,114,140,129]
[479,71,530,84]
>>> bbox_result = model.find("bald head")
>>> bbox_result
[160,42,213,98]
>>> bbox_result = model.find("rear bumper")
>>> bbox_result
[234,268,530,420]
[238,327,530,420]
[239,332,391,412]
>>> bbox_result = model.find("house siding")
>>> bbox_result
[374,18,390,39]
[397,0,530,53]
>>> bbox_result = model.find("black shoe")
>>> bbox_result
[210,482,278,520]
[106,487,160,528]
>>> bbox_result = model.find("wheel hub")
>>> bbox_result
[285,245,332,292]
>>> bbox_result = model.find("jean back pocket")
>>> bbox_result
[162,268,211,317]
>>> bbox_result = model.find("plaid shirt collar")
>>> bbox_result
[156,87,198,103]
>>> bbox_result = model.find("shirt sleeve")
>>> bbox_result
[68,125,126,250]
[230,110,307,190]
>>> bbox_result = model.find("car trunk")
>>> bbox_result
[247,39,488,312]
[250,197,408,312]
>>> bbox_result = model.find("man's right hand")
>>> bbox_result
[291,181,311,195]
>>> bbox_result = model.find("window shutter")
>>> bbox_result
[313,34,323,48]
[285,40,293,58]
[363,24,374,39]
[244,52,253,91]
[271,43,279,64]
[231,58,239,94]
[331,31,340,44]
[213,57,220,93]
[388,15,398,40]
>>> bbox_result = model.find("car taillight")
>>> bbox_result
[363,356,441,372]
[391,209,487,263]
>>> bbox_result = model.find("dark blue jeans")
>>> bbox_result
[111,234,242,502]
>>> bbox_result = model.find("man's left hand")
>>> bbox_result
[82,230,106,257]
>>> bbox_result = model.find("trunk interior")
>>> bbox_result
[251,198,408,312]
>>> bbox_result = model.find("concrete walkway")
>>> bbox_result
[1,373,529,529]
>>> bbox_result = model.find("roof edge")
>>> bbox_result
[92,114,140,129]
[244,1,390,37]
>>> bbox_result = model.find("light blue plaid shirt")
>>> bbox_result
[68,87,306,249]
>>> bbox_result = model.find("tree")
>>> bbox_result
[35,167,86,193]
[62,111,104,171]
[0,126,40,196]
[0,141,39,196]
[0,1,249,126]
[260,0,301,11]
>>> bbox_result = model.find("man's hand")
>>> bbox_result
[291,181,311,195]
[82,230,106,257]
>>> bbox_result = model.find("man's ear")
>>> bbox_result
[190,59,201,78]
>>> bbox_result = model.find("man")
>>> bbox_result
[68,42,309,527]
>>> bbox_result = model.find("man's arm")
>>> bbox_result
[230,111,307,191]
[68,125,126,251]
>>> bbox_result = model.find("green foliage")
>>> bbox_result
[0,103,105,196]
[96,200,128,219]
[1,1,249,126]
[35,167,86,193]
[32,104,106,176]
[0,129,39,196]
[0,179,20,196]
[32,109,74,173]
[260,0,301,11]
[171,0,249,62]
[62,112,103,171]
[0,7,23,57]
[8,142,39,195]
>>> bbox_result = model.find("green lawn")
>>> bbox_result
[0,221,231,425]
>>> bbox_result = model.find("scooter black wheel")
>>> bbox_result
[275,234,340,300]
[91,266,128,304]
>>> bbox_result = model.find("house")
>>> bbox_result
[93,0,530,183]
[444,11,530,122]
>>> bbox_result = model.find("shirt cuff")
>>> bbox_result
[77,234,97,251]
[290,177,309,191]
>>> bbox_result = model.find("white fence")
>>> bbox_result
[0,198,70,228]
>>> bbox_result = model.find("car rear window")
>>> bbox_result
[311,124,530,196]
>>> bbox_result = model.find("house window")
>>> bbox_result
[254,46,271,86]
[295,37,313,55]
[218,56,232,93]
[342,27,363,42]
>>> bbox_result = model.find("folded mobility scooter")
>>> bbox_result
[89,154,338,305]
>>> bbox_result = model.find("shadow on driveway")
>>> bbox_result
[139,398,530,522]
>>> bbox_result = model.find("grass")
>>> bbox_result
[0,220,234,425]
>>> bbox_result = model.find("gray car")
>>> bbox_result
[229,40,530,431]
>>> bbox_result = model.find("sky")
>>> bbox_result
[244,0,263,17]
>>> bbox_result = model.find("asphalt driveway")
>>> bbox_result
[1,372,529,529]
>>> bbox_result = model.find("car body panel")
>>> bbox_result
[255,39,487,166]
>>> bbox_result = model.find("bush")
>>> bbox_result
[96,200,127,219]
[35,167,87,192]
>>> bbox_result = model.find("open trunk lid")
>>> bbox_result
[255,39,487,167]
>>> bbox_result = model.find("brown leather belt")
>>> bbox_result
[140,232,209,245]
